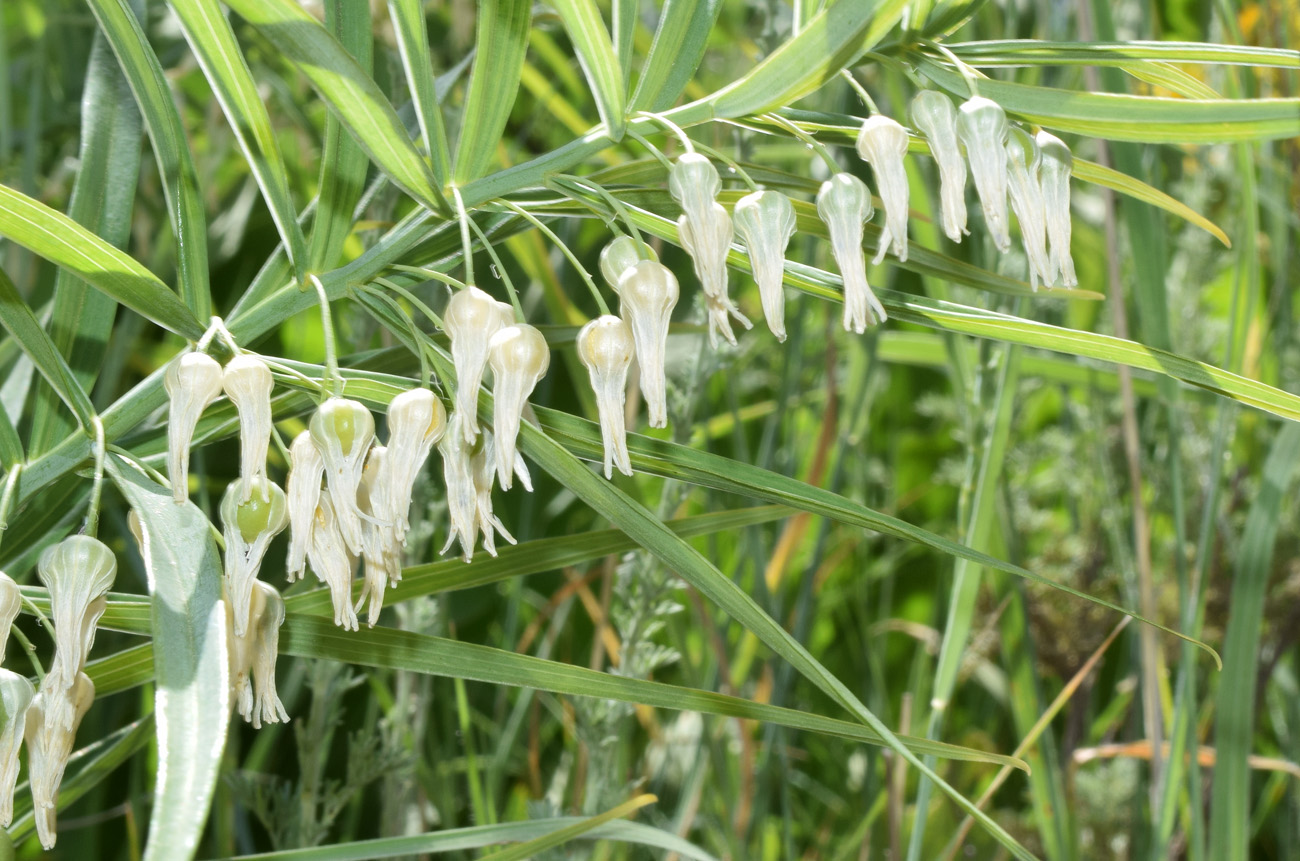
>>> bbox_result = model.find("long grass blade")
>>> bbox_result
[631,0,722,112]
[549,0,626,138]
[454,0,532,183]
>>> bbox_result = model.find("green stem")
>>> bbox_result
[85,416,106,537]
[389,264,468,296]
[552,174,646,248]
[495,199,610,315]
[372,276,446,329]
[635,110,695,153]
[453,186,476,286]
[626,129,674,171]
[9,621,44,682]
[367,280,434,385]
[839,69,880,112]
[691,141,760,191]
[465,217,523,320]
[922,38,982,98]
[310,274,343,398]
[762,113,840,173]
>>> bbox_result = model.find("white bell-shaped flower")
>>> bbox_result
[600,235,658,289]
[577,316,635,479]
[855,115,911,264]
[285,430,323,583]
[164,351,224,503]
[309,397,374,556]
[220,476,289,638]
[487,324,550,491]
[439,419,515,562]
[679,203,750,347]
[356,446,403,628]
[25,671,94,849]
[305,491,359,631]
[817,173,887,333]
[1036,130,1077,287]
[0,573,21,665]
[380,388,446,540]
[617,261,679,428]
[228,579,288,729]
[1005,127,1051,291]
[37,536,116,724]
[668,152,721,228]
[0,669,34,826]
[733,190,796,341]
[222,355,275,503]
[911,90,968,242]
[444,286,514,443]
[956,96,1012,252]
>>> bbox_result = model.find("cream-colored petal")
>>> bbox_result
[487,325,550,490]
[617,261,679,428]
[1036,130,1077,287]
[679,206,749,347]
[600,236,658,290]
[222,355,275,502]
[956,97,1012,253]
[1005,128,1051,291]
[25,671,94,849]
[855,115,911,263]
[0,574,21,666]
[0,669,34,826]
[305,492,358,631]
[817,174,886,333]
[164,352,224,503]
[381,388,446,540]
[309,397,375,556]
[220,477,288,637]
[286,431,323,583]
[911,91,968,243]
[577,316,635,478]
[37,536,116,712]
[444,285,514,442]
[733,190,796,341]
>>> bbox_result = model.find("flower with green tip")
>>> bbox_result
[670,154,750,346]
[380,388,446,541]
[309,397,375,556]
[220,476,289,638]
[600,235,658,289]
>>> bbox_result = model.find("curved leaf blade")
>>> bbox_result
[386,0,452,183]
[454,0,532,183]
[631,0,722,112]
[550,0,626,138]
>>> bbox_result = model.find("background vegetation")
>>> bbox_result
[0,0,1297,858]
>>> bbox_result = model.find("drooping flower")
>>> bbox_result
[670,153,749,346]
[488,324,550,491]
[380,388,446,540]
[577,316,635,479]
[309,397,374,556]
[285,430,323,583]
[0,573,21,665]
[37,536,116,724]
[220,476,289,638]
[817,173,887,333]
[855,115,911,263]
[1036,130,1077,287]
[0,669,34,826]
[444,286,514,442]
[439,420,516,561]
[164,351,224,503]
[227,579,288,729]
[1005,127,1051,291]
[910,90,968,242]
[222,355,275,503]
[617,260,679,428]
[955,96,1012,252]
[356,446,403,628]
[305,491,359,631]
[25,671,94,849]
[600,235,658,289]
[732,190,796,341]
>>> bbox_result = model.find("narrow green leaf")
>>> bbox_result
[386,0,452,184]
[477,795,656,861]
[631,0,721,112]
[86,642,155,697]
[1209,424,1300,859]
[611,0,635,86]
[223,0,446,213]
[549,0,626,138]
[454,0,532,183]
[279,616,1028,772]
[679,0,907,122]
[918,57,1300,143]
[85,0,213,320]
[0,267,96,430]
[28,25,141,457]
[221,819,717,861]
[0,183,205,339]
[107,456,229,861]
[306,0,374,272]
[169,0,308,280]
[946,39,1300,68]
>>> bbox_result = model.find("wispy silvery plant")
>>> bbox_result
[910,90,968,242]
[733,190,797,341]
[855,115,911,263]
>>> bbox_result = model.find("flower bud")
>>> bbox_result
[817,173,886,333]
[309,397,375,556]
[1036,131,1077,287]
[356,446,403,628]
[227,580,288,729]
[911,90,968,242]
[25,671,94,849]
[286,430,324,583]
[617,261,679,428]
[679,203,750,347]
[444,286,515,442]
[439,420,516,562]
[381,388,446,540]
[600,236,658,290]
[164,351,224,503]
[1005,127,1051,291]
[38,536,116,722]
[220,476,289,638]
[577,316,635,479]
[0,573,21,665]
[668,153,722,228]
[305,491,358,631]
[956,96,1011,252]
[855,115,911,263]
[0,669,34,826]
[223,355,275,503]
[732,190,796,341]
[488,324,550,490]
